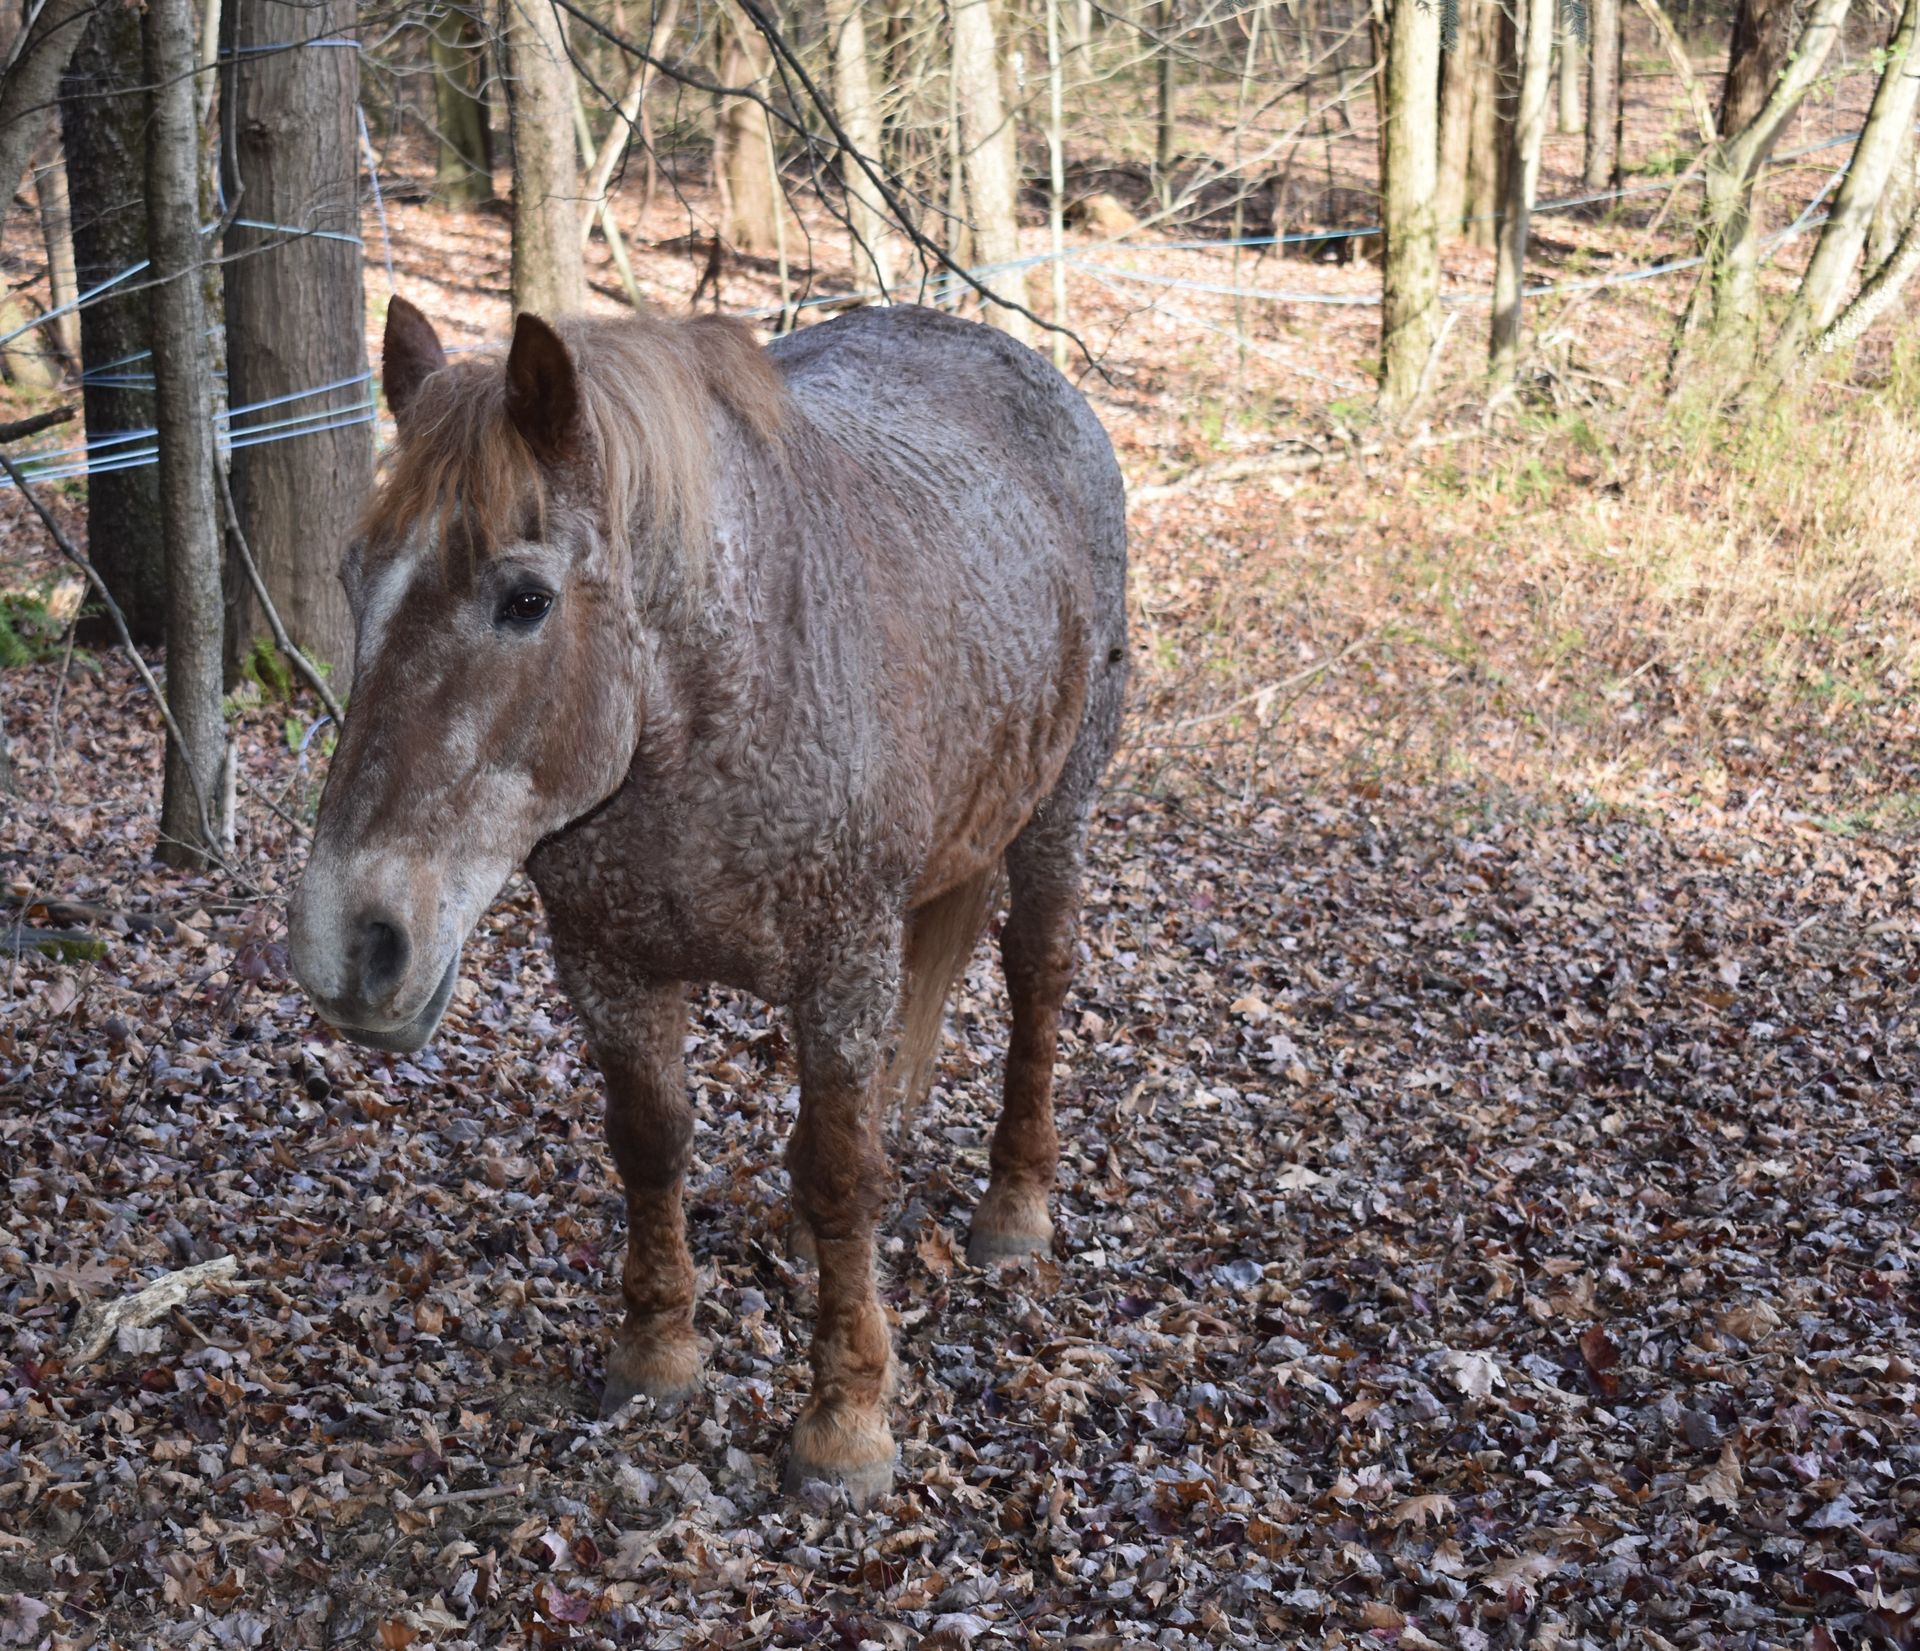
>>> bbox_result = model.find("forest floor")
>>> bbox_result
[4,46,1920,1651]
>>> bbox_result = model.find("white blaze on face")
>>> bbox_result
[353,537,426,673]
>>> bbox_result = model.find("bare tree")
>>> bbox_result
[33,144,80,365]
[950,0,1031,339]
[144,0,230,866]
[1700,0,1852,345]
[1438,0,1502,247]
[0,0,91,206]
[716,0,783,257]
[1768,0,1920,370]
[501,0,584,314]
[827,0,892,291]
[1380,0,1441,412]
[1583,0,1621,189]
[1556,21,1583,135]
[59,0,166,646]
[430,4,496,207]
[1491,0,1556,375]
[222,0,374,680]
[1721,0,1798,134]
[1813,150,1920,358]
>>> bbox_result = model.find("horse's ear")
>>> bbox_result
[383,296,447,427]
[504,313,580,464]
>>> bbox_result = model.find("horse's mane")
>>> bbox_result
[361,311,787,589]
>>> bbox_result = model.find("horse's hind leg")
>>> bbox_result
[968,804,1088,1266]
[591,979,704,1416]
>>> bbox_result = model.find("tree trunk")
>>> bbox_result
[500,0,583,314]
[0,0,91,206]
[951,0,1031,339]
[1490,0,1555,374]
[60,0,166,647]
[1557,24,1583,134]
[430,5,495,207]
[1868,117,1916,273]
[1155,0,1177,206]
[716,2,782,256]
[223,0,374,681]
[144,0,230,867]
[1583,0,1621,188]
[1465,0,1503,248]
[1437,5,1475,233]
[826,0,891,292]
[1703,0,1853,345]
[1721,0,1797,136]
[1814,149,1920,357]
[1380,0,1442,412]
[34,145,81,366]
[1768,0,1920,369]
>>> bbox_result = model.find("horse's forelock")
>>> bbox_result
[359,312,787,593]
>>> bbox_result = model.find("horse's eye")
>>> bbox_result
[497,587,552,628]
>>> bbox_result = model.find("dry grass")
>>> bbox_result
[1118,338,1920,833]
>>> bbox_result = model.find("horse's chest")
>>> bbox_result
[528,808,825,1002]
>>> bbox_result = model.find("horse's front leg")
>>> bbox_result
[592,979,704,1416]
[783,944,900,1505]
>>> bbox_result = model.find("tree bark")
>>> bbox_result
[1436,10,1474,232]
[1380,0,1442,412]
[1155,0,1177,206]
[430,5,495,207]
[1490,0,1555,374]
[1867,117,1916,272]
[716,1,782,256]
[0,0,91,207]
[1557,26,1583,135]
[59,0,166,647]
[1768,0,1920,369]
[826,0,892,292]
[223,0,374,682]
[500,0,583,314]
[144,0,231,867]
[1583,0,1621,188]
[1813,150,1920,357]
[1721,0,1797,136]
[951,0,1031,339]
[1465,0,1502,247]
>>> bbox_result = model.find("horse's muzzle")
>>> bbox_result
[314,949,461,1054]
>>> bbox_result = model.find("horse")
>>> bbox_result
[288,296,1128,1504]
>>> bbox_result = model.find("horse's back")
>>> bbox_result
[768,305,1126,615]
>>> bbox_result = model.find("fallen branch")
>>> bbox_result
[1139,633,1379,736]
[67,1254,243,1364]
[1133,430,1472,503]
[408,1484,523,1510]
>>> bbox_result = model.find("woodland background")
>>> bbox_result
[2,0,1920,1644]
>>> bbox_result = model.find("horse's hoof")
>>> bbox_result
[600,1338,703,1418]
[967,1186,1054,1267]
[782,1448,896,1509]
[784,1406,895,1508]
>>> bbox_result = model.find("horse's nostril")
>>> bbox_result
[357,916,410,1002]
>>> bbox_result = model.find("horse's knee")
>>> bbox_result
[787,1114,890,1239]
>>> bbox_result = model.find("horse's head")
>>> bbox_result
[288,299,648,1052]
